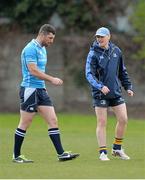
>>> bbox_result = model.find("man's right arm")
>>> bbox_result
[24,46,63,86]
[85,52,110,95]
[28,63,63,85]
[85,52,103,90]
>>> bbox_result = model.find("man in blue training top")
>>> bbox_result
[12,24,79,163]
[85,27,134,161]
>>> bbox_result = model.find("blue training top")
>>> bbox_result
[85,41,133,99]
[21,39,47,88]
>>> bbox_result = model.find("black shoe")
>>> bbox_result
[58,151,80,161]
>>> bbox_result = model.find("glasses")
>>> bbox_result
[96,35,105,38]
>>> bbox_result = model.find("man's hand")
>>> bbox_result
[127,90,134,97]
[101,86,110,95]
[27,63,63,85]
[51,77,63,85]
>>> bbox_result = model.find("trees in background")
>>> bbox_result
[0,0,129,32]
[131,0,145,66]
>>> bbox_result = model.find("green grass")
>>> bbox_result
[0,113,144,179]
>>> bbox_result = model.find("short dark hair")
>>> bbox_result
[39,24,56,35]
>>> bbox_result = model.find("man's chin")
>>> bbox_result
[45,44,51,47]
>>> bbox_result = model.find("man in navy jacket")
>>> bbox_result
[86,27,134,161]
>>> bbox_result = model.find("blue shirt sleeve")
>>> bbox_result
[23,46,37,65]
[85,51,103,90]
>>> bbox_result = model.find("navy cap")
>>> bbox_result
[95,27,110,37]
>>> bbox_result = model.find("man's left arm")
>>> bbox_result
[119,54,134,97]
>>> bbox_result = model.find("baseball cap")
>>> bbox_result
[95,27,110,37]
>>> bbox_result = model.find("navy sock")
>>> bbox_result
[14,128,26,158]
[48,128,64,155]
[99,146,107,154]
[113,138,123,150]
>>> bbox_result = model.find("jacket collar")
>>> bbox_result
[91,41,113,52]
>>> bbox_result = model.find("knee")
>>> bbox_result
[18,118,33,130]
[49,117,58,128]
[97,118,107,127]
[119,115,128,125]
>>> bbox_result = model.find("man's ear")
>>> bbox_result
[95,37,98,42]
[108,34,111,40]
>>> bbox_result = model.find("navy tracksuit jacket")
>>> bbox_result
[85,41,133,99]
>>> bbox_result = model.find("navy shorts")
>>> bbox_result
[19,87,53,112]
[93,96,125,108]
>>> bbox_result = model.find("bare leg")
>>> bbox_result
[111,103,130,160]
[18,110,36,130]
[112,103,128,138]
[95,107,107,147]
[95,107,110,160]
[38,106,58,128]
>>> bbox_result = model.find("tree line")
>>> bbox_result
[0,0,144,65]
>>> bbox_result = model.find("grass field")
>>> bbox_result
[0,113,144,179]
